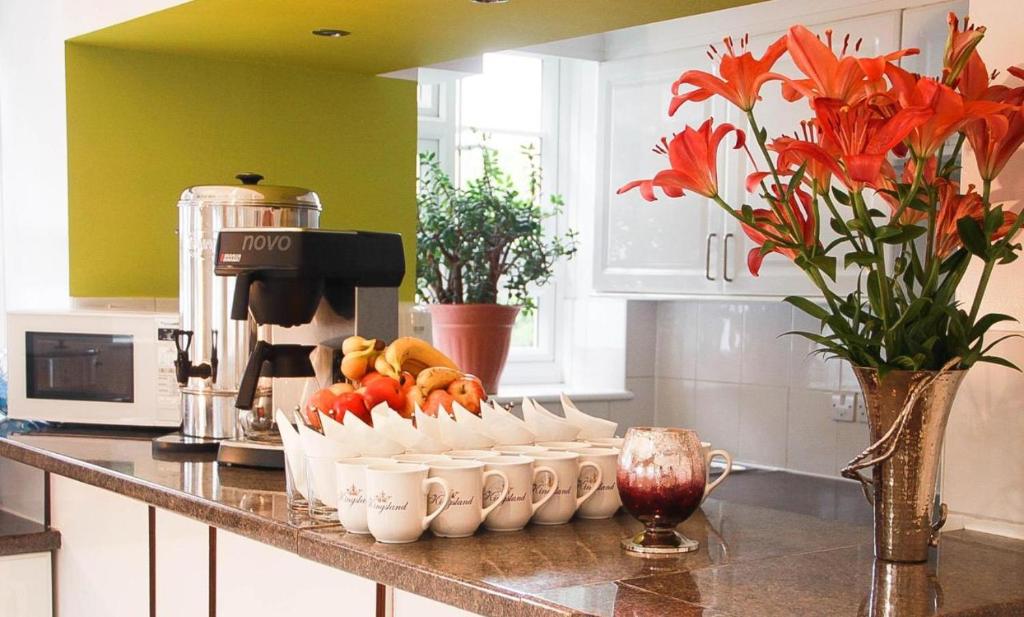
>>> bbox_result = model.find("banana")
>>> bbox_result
[342,335,373,355]
[380,337,458,377]
[416,366,463,393]
[342,335,384,355]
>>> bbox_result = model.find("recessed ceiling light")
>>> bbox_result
[312,29,350,38]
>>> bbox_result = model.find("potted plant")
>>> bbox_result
[619,15,1024,562]
[416,142,577,393]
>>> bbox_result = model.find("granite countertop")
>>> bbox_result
[0,509,61,557]
[2,430,1023,616]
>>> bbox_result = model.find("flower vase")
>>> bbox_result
[844,366,967,563]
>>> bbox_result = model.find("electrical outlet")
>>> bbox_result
[832,392,855,422]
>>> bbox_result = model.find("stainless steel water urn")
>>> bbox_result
[175,173,321,439]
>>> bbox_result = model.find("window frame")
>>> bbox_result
[417,53,568,387]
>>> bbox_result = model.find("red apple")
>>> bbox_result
[360,375,406,412]
[360,371,389,387]
[447,378,485,414]
[328,392,372,426]
[422,389,455,418]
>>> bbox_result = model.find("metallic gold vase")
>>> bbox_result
[845,367,966,563]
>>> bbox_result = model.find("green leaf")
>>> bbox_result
[978,355,1022,371]
[970,313,1018,340]
[844,251,877,268]
[811,255,837,281]
[832,188,851,206]
[784,296,829,321]
[957,217,989,258]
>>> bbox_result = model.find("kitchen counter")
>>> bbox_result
[0,510,60,557]
[1,429,1023,616]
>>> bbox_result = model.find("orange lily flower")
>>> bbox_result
[617,119,745,200]
[934,180,1017,258]
[781,25,917,104]
[670,34,787,113]
[943,12,986,87]
[959,55,1024,181]
[781,98,931,189]
[742,187,819,276]
[887,65,1009,159]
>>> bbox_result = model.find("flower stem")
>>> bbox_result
[968,180,995,324]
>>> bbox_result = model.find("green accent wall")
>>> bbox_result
[66,43,417,300]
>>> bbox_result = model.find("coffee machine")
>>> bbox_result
[212,228,405,467]
[172,174,321,441]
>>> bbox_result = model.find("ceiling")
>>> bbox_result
[71,0,763,75]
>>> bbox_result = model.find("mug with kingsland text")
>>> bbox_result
[573,447,622,519]
[479,455,558,531]
[365,464,450,544]
[528,451,602,525]
[335,457,393,534]
[427,460,510,538]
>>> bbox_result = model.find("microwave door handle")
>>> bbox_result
[210,330,219,383]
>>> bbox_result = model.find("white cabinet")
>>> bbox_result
[593,4,950,298]
[0,552,53,617]
[49,476,149,617]
[595,46,725,295]
[216,529,376,617]
[394,589,482,617]
[155,509,209,617]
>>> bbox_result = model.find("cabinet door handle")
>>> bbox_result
[723,233,734,282]
[705,233,717,281]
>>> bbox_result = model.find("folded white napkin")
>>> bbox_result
[478,401,536,445]
[297,418,359,459]
[437,403,496,450]
[561,393,618,439]
[414,406,443,442]
[372,404,447,453]
[276,409,307,498]
[342,412,404,456]
[522,397,580,442]
[318,411,350,445]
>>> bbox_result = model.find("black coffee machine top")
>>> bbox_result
[215,228,405,327]
[214,228,405,410]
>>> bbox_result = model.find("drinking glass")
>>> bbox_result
[617,427,706,554]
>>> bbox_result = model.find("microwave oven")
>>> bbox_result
[6,310,181,427]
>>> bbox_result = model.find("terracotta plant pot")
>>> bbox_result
[427,304,520,394]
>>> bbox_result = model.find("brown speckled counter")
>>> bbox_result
[0,509,60,556]
[2,430,1022,617]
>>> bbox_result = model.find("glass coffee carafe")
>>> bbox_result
[617,427,707,554]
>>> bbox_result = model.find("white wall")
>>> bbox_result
[0,0,186,352]
[943,0,1024,541]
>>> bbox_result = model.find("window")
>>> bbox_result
[417,52,565,385]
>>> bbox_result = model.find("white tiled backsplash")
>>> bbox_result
[606,299,871,479]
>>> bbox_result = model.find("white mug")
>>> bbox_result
[701,441,732,501]
[529,451,602,525]
[445,449,496,460]
[365,464,450,544]
[479,455,558,531]
[573,447,621,519]
[589,437,624,448]
[492,445,549,456]
[335,457,393,534]
[537,441,591,451]
[427,460,510,538]
[393,453,451,464]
